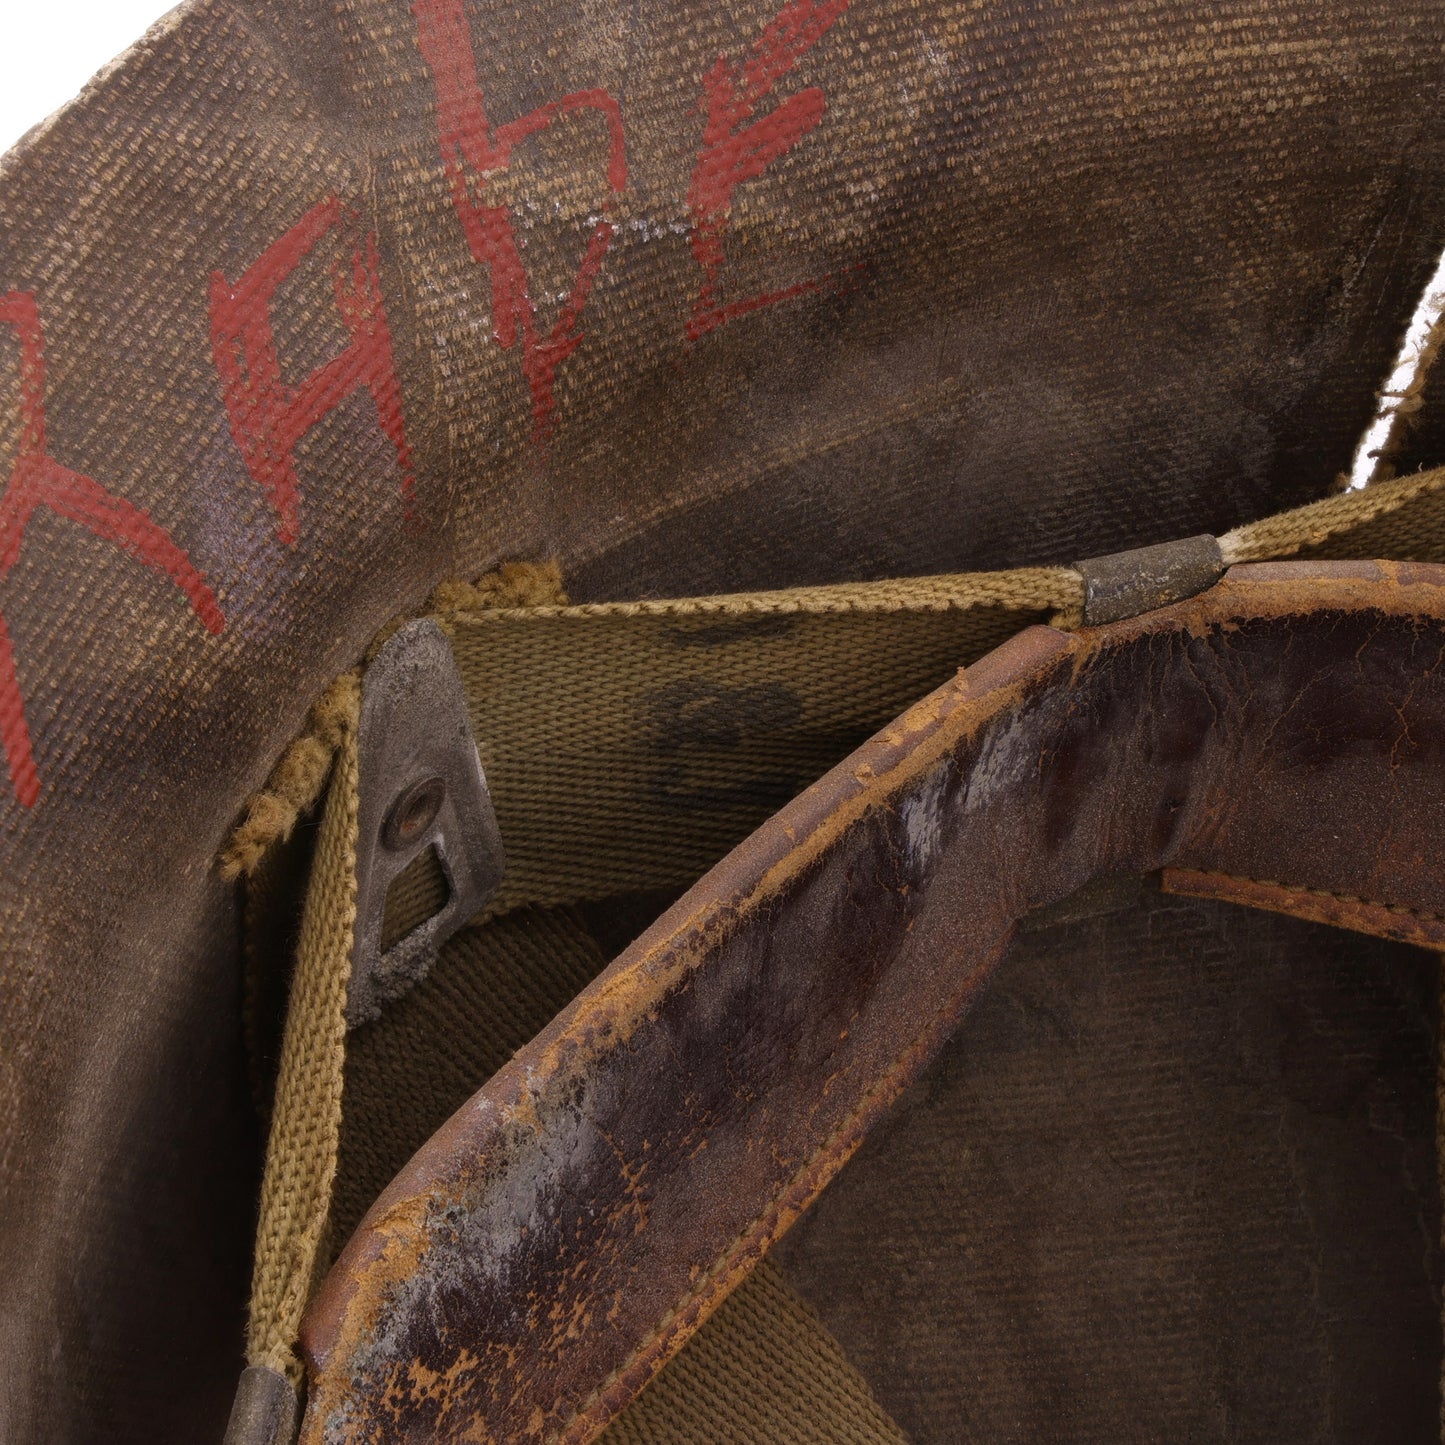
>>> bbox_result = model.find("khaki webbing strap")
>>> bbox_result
[599,1260,909,1445]
[1220,461,1445,563]
[246,721,359,1386]
[447,568,1074,916]
[442,466,1445,918]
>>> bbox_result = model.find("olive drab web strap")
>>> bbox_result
[601,1261,910,1445]
[219,462,1443,934]
[245,722,359,1389]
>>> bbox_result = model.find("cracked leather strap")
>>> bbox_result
[299,559,1445,1443]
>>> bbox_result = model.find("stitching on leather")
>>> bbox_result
[558,964,983,1442]
[568,864,1445,1435]
[1171,868,1445,926]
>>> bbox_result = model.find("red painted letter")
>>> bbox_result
[0,290,224,808]
[413,0,627,447]
[210,198,415,545]
[687,0,850,342]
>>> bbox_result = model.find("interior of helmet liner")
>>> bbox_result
[231,469,1445,1442]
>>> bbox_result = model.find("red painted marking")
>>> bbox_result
[687,0,850,342]
[0,290,225,808]
[0,618,36,810]
[413,0,627,447]
[210,198,415,545]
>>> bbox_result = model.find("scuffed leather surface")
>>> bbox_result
[301,562,1445,1442]
[5,0,1445,1434]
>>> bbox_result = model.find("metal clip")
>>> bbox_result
[347,618,505,1027]
[222,1365,300,1445]
[1074,533,1225,626]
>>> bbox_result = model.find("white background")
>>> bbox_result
[1,1,179,156]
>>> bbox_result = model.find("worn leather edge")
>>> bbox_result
[1161,867,1445,949]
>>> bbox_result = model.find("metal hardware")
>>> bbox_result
[222,1365,300,1445]
[1074,533,1224,625]
[383,775,446,850]
[348,618,505,1027]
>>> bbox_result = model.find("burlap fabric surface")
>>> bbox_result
[4,0,1445,1439]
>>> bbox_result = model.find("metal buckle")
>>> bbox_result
[347,618,505,1027]
[1074,533,1224,625]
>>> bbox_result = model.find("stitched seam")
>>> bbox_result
[568,863,1445,1432]
[557,962,982,1441]
[1173,868,1445,926]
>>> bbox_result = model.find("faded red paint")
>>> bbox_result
[687,0,850,342]
[0,21,871,812]
[413,0,627,447]
[0,290,224,807]
[210,198,416,545]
